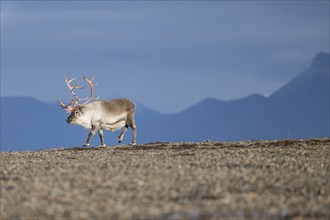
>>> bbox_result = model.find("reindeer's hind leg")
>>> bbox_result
[128,112,137,145]
[118,124,128,143]
[118,112,137,145]
[130,120,137,145]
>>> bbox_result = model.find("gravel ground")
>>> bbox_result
[1,138,329,219]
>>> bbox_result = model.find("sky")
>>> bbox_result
[1,1,329,113]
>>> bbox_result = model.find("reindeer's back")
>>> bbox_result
[88,98,135,114]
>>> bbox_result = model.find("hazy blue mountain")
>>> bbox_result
[136,52,329,142]
[141,94,267,142]
[263,52,329,139]
[1,52,329,151]
[1,97,85,151]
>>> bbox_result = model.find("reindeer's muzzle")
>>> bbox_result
[66,117,72,124]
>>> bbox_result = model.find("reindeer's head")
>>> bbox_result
[66,105,85,124]
[59,75,98,124]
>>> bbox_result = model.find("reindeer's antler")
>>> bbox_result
[64,76,86,105]
[80,75,99,105]
[59,75,98,112]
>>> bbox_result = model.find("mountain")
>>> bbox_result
[147,52,329,141]
[1,52,329,151]
[138,52,329,142]
[141,94,267,142]
[259,52,329,139]
[1,97,85,151]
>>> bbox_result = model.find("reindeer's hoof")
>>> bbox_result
[130,142,136,146]
[118,140,122,144]
[82,143,90,148]
[96,144,106,148]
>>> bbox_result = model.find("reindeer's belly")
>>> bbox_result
[102,120,126,132]
[93,112,128,131]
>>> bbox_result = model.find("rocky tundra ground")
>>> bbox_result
[1,138,329,219]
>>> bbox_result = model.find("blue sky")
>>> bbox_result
[1,1,329,113]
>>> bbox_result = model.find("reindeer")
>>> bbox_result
[59,75,137,147]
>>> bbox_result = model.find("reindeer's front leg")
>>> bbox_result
[98,130,106,147]
[83,126,97,147]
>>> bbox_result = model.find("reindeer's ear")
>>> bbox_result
[75,105,84,113]
[65,106,75,113]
